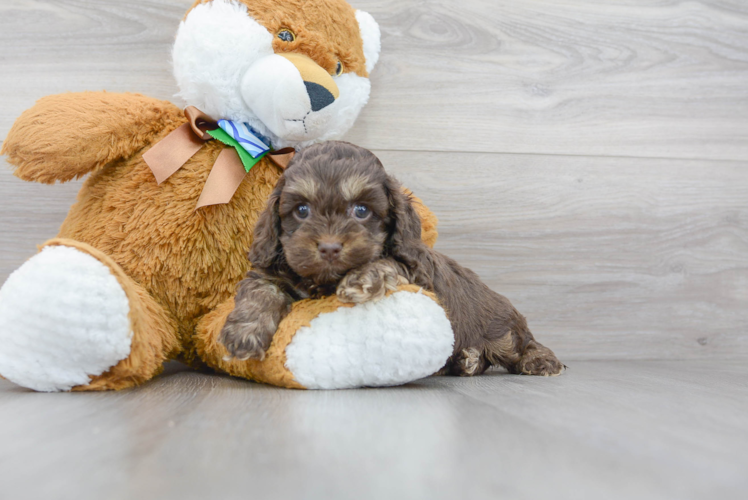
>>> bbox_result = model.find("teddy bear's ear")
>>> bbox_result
[355,10,381,74]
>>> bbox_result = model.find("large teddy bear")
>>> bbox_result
[0,0,454,392]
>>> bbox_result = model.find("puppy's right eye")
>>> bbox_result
[353,205,370,219]
[295,204,310,219]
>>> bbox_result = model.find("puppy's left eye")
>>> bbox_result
[334,61,344,76]
[296,204,310,219]
[353,205,370,219]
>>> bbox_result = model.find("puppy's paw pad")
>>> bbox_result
[220,321,275,361]
[337,271,383,303]
[337,280,380,304]
[519,351,565,377]
[458,347,483,377]
[337,261,405,304]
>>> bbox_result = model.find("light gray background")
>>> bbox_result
[0,1,746,499]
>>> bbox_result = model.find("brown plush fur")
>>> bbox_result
[2,92,181,184]
[225,142,564,376]
[2,93,438,389]
[188,0,368,77]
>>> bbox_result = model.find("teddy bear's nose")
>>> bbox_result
[305,82,336,112]
[274,52,339,113]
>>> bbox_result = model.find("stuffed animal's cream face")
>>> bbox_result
[173,0,380,149]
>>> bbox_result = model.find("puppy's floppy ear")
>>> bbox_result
[249,176,286,270]
[384,176,433,286]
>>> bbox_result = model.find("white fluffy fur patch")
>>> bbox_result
[288,72,372,149]
[356,10,381,74]
[0,246,132,392]
[285,290,454,389]
[172,0,376,149]
[173,0,274,129]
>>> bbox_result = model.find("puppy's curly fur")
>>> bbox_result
[220,142,564,376]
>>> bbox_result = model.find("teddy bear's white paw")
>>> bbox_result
[285,290,454,389]
[0,246,132,392]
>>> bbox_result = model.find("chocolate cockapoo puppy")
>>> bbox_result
[221,142,564,377]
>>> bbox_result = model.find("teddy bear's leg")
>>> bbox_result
[195,296,304,389]
[0,239,179,392]
[194,285,455,390]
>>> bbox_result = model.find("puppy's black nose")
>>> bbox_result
[305,81,336,112]
[318,241,343,261]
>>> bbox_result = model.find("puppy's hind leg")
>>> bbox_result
[485,324,565,377]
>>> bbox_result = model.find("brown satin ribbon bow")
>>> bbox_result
[142,106,295,210]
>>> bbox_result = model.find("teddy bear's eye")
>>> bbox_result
[334,61,344,76]
[278,29,295,43]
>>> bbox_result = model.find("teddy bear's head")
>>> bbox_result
[173,0,380,150]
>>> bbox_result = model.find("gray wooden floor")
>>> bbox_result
[1,1,747,499]
[1,361,746,500]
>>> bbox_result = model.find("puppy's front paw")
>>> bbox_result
[456,347,488,377]
[518,346,565,377]
[219,318,276,361]
[337,260,408,304]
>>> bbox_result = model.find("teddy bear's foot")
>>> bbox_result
[197,285,455,390]
[0,239,178,392]
[0,244,130,391]
[284,288,455,389]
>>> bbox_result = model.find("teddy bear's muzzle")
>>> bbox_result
[241,52,340,141]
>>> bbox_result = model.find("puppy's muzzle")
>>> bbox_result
[318,238,343,262]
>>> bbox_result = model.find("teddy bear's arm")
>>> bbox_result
[2,92,183,184]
